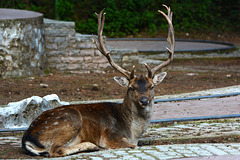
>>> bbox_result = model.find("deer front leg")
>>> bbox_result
[106,137,136,149]
[50,142,99,157]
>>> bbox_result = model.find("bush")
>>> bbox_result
[1,0,239,37]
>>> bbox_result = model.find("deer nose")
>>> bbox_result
[139,97,149,106]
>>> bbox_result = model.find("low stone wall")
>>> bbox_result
[0,11,139,78]
[44,19,138,74]
[0,9,46,78]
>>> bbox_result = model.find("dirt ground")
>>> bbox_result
[0,57,239,105]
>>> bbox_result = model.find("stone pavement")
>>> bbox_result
[1,137,240,160]
[1,118,240,159]
[51,143,240,160]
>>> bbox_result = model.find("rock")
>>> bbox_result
[91,84,100,91]
[39,83,49,88]
[0,94,69,128]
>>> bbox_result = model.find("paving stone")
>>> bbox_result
[158,155,180,160]
[166,151,182,156]
[143,149,159,154]
[188,146,213,156]
[122,155,139,160]
[150,152,168,157]
[89,157,103,160]
[200,145,229,156]
[114,150,129,155]
[134,153,156,160]
[128,150,142,153]
[154,146,173,151]
[101,153,117,158]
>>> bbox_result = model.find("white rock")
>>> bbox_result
[0,94,69,129]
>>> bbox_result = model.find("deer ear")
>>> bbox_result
[114,76,129,87]
[153,72,167,85]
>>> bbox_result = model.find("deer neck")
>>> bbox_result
[122,93,154,145]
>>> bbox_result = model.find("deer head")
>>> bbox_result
[93,5,175,108]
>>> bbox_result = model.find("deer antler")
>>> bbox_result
[146,5,175,78]
[92,9,134,80]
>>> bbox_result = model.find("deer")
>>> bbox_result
[21,5,175,157]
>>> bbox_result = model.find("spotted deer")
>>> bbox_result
[22,5,175,157]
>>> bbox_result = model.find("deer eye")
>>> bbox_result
[150,86,154,90]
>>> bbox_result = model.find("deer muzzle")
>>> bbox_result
[139,96,150,107]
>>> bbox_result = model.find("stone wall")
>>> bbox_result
[0,9,46,78]
[44,19,138,74]
[0,11,139,78]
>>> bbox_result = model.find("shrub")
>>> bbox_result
[1,0,239,37]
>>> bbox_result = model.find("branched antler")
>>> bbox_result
[93,5,174,80]
[146,5,175,78]
[92,9,134,80]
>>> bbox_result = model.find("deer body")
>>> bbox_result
[22,5,175,157]
[22,75,156,157]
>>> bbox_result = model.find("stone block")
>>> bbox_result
[44,19,75,29]
[82,63,98,70]
[98,63,111,69]
[65,64,81,70]
[47,57,62,63]
[69,70,90,74]
[61,57,83,63]
[53,63,66,70]
[81,49,95,56]
[47,50,66,56]
[77,41,95,49]
[67,50,81,56]
[129,55,139,61]
[94,49,102,56]
[66,36,76,44]
[53,37,66,44]
[76,33,98,42]
[45,29,75,37]
[45,43,58,50]
[92,57,108,64]
[84,56,93,63]
[44,36,55,43]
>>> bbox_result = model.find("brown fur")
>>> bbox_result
[22,76,156,157]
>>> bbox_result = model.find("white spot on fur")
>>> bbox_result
[53,121,59,125]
